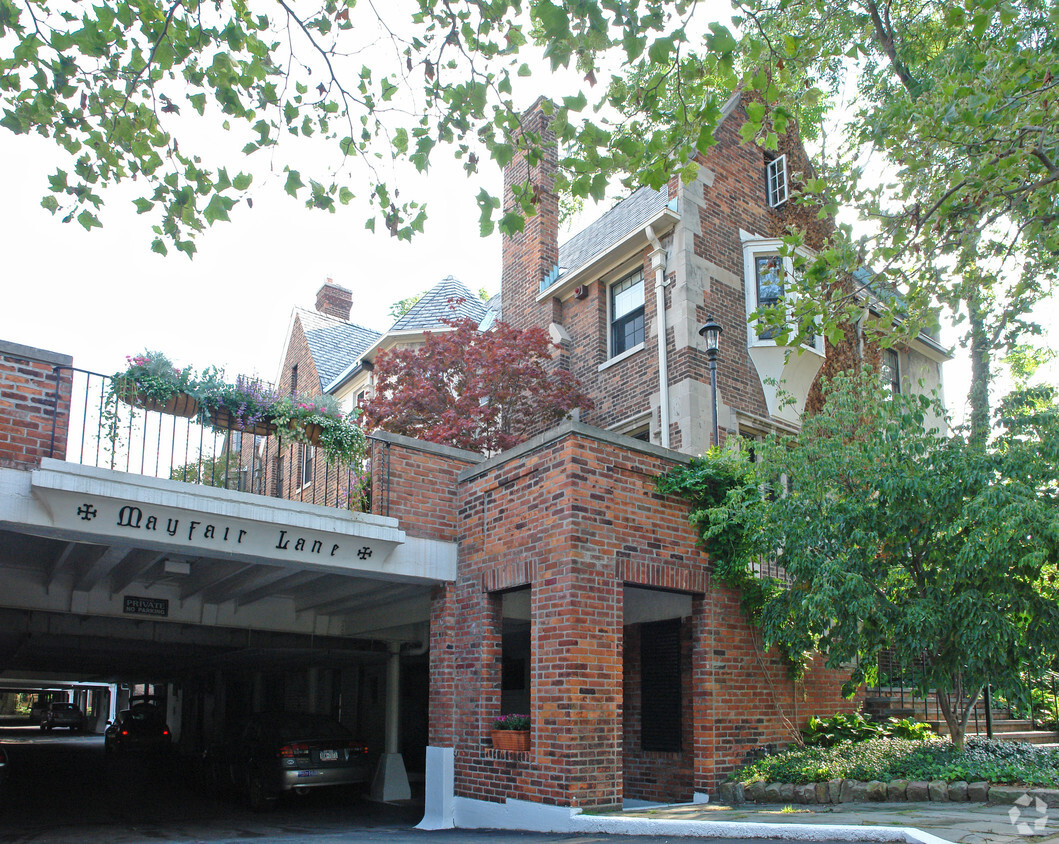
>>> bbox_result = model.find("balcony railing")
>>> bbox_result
[50,367,371,512]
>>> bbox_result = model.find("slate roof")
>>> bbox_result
[478,292,502,331]
[555,186,672,282]
[389,276,488,331]
[296,308,382,391]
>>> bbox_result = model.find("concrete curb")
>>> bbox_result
[572,814,956,844]
[451,796,957,843]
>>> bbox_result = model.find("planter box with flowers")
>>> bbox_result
[491,714,530,752]
[110,352,200,418]
[108,352,368,467]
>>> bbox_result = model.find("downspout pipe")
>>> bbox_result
[646,225,671,449]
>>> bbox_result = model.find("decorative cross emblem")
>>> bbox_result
[357,546,372,560]
[77,503,97,521]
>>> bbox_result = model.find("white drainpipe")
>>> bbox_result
[646,225,671,449]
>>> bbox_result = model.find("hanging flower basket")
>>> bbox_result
[120,389,200,419]
[490,730,530,752]
[208,407,275,438]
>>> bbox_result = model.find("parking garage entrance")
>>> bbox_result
[0,457,455,798]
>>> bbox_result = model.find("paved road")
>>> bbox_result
[0,728,851,843]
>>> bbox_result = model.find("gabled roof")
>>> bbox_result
[556,186,673,282]
[296,308,382,391]
[389,276,487,331]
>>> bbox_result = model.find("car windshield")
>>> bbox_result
[52,703,77,711]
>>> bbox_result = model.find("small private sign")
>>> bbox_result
[123,595,169,617]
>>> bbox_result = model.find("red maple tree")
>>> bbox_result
[361,317,594,453]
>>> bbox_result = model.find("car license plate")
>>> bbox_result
[319,749,338,761]
[297,770,319,777]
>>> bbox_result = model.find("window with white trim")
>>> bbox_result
[766,154,788,207]
[754,255,785,340]
[610,268,645,357]
[741,234,824,355]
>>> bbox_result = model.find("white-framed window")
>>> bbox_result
[881,348,901,395]
[609,268,645,358]
[766,154,788,208]
[740,233,823,355]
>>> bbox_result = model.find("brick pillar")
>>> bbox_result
[533,560,623,808]
[500,98,559,333]
[427,584,457,748]
[0,340,72,469]
[692,593,715,797]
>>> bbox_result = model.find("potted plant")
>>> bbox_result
[198,373,279,437]
[270,393,368,465]
[490,713,530,752]
[110,351,199,418]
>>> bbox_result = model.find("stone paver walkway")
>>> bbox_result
[615,801,1059,844]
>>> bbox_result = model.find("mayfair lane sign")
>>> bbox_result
[28,464,406,578]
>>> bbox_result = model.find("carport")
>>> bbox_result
[0,457,456,799]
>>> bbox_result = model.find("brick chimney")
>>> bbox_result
[316,279,353,321]
[500,98,558,333]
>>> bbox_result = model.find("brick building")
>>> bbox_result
[0,92,948,832]
[264,95,946,828]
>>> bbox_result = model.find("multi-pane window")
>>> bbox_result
[766,154,788,207]
[610,269,645,356]
[881,348,901,395]
[755,255,784,339]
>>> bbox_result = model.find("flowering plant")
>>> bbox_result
[493,713,530,731]
[271,392,367,464]
[111,351,195,404]
[198,373,279,433]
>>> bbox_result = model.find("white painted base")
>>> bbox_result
[452,794,953,843]
[693,791,710,803]
[370,752,410,802]
[416,746,455,829]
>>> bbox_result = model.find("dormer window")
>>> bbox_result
[766,154,788,208]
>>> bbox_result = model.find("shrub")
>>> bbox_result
[730,737,1059,787]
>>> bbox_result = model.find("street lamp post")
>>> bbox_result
[698,317,722,448]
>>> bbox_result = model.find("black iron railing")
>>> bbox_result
[50,367,372,513]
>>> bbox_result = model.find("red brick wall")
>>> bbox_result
[0,341,72,469]
[369,432,481,542]
[425,424,858,809]
[501,102,559,335]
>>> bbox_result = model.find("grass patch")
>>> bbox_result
[731,737,1059,788]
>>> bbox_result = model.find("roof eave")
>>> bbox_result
[537,206,680,303]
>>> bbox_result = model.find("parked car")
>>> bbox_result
[203,712,371,811]
[103,702,171,754]
[40,702,84,732]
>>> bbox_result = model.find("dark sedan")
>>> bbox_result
[40,702,84,731]
[203,712,371,811]
[103,702,172,754]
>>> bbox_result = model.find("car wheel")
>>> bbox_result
[248,774,277,812]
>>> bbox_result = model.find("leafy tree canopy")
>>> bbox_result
[361,316,593,453]
[0,0,745,256]
[659,371,1059,749]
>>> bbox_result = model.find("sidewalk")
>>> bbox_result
[608,800,1059,844]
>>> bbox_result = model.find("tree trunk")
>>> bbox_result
[936,683,982,752]
[967,286,991,449]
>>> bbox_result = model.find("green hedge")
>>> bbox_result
[732,737,1059,787]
